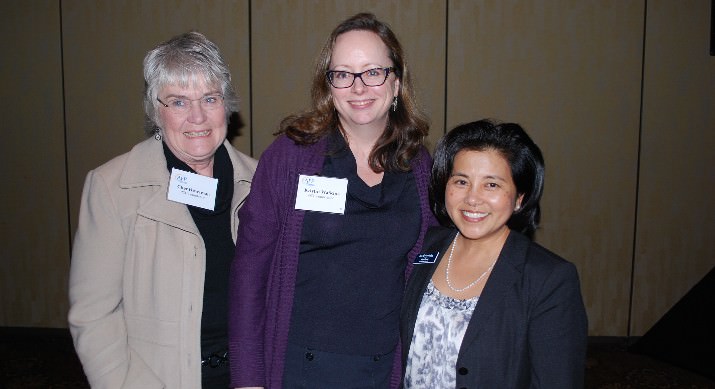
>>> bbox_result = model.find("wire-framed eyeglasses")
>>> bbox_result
[156,94,224,114]
[326,67,396,89]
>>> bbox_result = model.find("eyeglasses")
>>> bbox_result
[326,67,395,89]
[156,94,224,114]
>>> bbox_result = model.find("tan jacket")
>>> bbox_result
[68,137,257,388]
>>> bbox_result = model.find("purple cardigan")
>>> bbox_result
[228,134,437,388]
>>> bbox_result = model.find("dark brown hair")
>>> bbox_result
[280,13,429,172]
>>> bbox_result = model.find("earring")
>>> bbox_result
[514,205,521,212]
[391,96,398,112]
[153,129,162,141]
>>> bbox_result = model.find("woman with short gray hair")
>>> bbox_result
[69,31,256,388]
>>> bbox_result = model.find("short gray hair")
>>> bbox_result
[142,31,239,136]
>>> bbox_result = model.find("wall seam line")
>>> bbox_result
[628,0,648,340]
[60,0,72,261]
[248,0,254,157]
[443,0,449,136]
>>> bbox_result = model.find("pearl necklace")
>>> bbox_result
[445,232,497,293]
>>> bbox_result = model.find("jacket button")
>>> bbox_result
[305,352,314,361]
[458,367,469,375]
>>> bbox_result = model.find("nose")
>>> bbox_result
[186,100,207,123]
[351,75,367,93]
[465,187,482,206]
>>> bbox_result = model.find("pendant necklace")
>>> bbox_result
[445,232,497,293]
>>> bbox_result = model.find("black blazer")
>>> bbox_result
[401,226,588,389]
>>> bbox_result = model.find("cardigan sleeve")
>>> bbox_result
[68,170,163,389]
[227,140,286,388]
[527,260,588,388]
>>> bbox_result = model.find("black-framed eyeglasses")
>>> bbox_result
[326,67,396,89]
[156,94,224,114]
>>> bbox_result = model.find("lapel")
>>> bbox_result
[403,226,457,352]
[119,137,200,236]
[224,140,257,242]
[410,226,457,289]
[458,231,530,354]
[400,226,457,360]
[283,135,330,219]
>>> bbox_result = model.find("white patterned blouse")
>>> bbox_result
[404,279,479,388]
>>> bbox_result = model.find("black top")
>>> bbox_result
[163,142,234,366]
[288,134,421,355]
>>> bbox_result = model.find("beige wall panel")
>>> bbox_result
[447,0,645,335]
[63,0,250,236]
[631,0,715,335]
[250,0,446,156]
[0,2,69,327]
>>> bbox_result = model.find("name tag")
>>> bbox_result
[294,174,348,214]
[167,168,218,211]
[414,251,440,264]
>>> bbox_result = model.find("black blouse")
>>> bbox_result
[163,142,233,384]
[288,134,421,355]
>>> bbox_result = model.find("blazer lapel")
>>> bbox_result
[458,231,530,353]
[410,227,457,286]
[402,227,456,354]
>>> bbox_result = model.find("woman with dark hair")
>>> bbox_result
[401,119,588,388]
[227,12,436,389]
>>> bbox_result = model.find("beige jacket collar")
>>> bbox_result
[117,137,256,240]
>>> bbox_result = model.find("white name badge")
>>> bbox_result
[167,168,218,211]
[295,174,348,214]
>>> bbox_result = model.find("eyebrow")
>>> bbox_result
[484,174,508,181]
[329,65,389,71]
[162,91,222,99]
[450,172,508,182]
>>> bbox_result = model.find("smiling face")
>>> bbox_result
[446,149,524,245]
[157,79,227,173]
[329,30,399,136]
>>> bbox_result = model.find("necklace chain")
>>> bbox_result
[445,232,497,293]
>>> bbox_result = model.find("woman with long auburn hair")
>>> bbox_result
[227,12,436,389]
